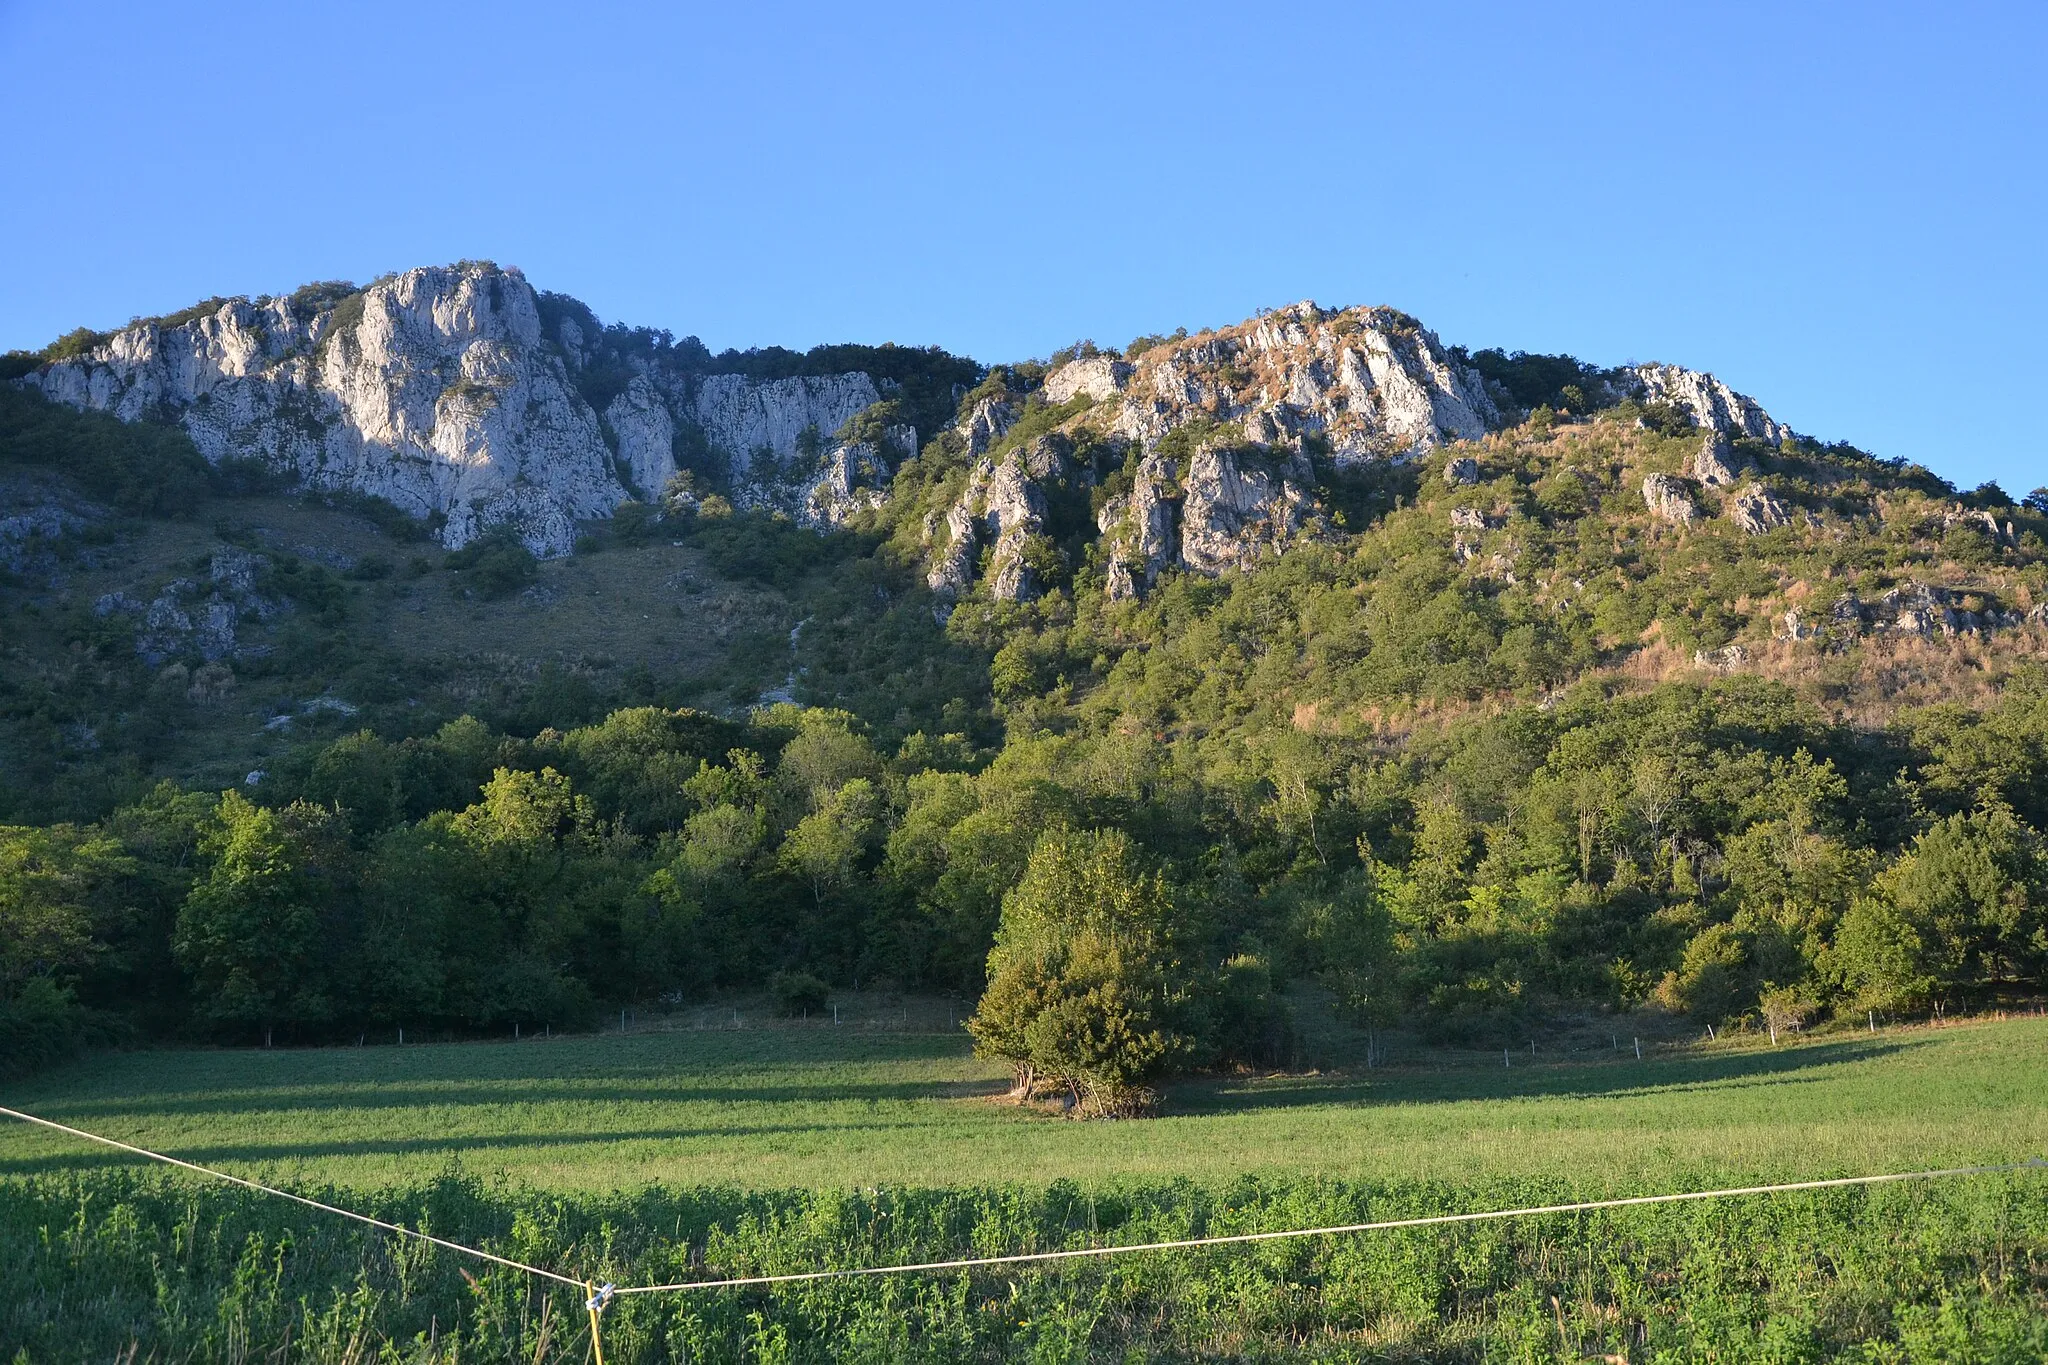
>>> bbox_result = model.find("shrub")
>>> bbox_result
[444,528,538,598]
[0,386,211,516]
[769,970,829,1016]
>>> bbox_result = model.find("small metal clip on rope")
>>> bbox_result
[584,1281,616,1365]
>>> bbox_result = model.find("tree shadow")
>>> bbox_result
[7,1029,989,1122]
[1167,1036,1927,1116]
[0,1114,963,1179]
[27,1073,1006,1124]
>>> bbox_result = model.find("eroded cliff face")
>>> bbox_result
[20,264,891,556]
[1622,364,1793,443]
[20,270,1803,593]
[1094,302,1499,463]
[919,302,1806,603]
[927,302,1487,603]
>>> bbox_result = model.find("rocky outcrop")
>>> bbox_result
[18,263,888,556]
[690,373,880,488]
[1103,303,1497,463]
[1444,457,1480,486]
[1095,437,1321,599]
[1099,453,1182,601]
[0,474,101,580]
[603,377,676,499]
[926,433,1073,603]
[1691,433,1748,487]
[100,546,281,665]
[1941,505,2015,547]
[930,302,1499,603]
[1728,484,1792,535]
[1626,364,1793,443]
[1177,444,1320,574]
[802,439,892,528]
[1043,356,1132,404]
[959,396,1017,457]
[1642,473,1697,524]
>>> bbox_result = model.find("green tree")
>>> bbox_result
[777,778,882,909]
[173,793,351,1044]
[968,828,1198,1116]
[1834,807,2044,1014]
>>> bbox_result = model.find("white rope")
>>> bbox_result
[4,1102,2039,1301]
[619,1158,2048,1294]
[0,1105,585,1289]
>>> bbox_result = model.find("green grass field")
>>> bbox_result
[5,1015,2044,1194]
[6,1018,2048,1361]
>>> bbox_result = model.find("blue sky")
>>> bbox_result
[2,1,2040,491]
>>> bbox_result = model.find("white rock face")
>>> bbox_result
[1628,364,1793,443]
[1104,303,1498,463]
[1728,483,1793,534]
[1178,444,1319,574]
[1642,473,1698,524]
[1691,433,1748,487]
[959,396,1016,457]
[1043,356,1131,404]
[1099,453,1182,602]
[691,373,880,484]
[18,263,888,556]
[604,377,677,500]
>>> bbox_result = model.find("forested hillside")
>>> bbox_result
[6,303,2048,1108]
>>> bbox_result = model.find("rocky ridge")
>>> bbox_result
[15,270,1806,596]
[921,301,1805,604]
[19,264,903,555]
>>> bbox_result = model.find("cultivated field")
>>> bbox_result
[4,1014,2045,1193]
[5,1017,2046,1361]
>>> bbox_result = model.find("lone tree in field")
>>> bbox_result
[968,827,1197,1117]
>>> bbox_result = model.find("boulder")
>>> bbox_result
[1727,484,1792,535]
[1691,433,1748,487]
[1642,473,1697,524]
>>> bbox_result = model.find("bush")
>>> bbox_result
[0,386,211,516]
[769,970,830,1016]
[0,978,109,1079]
[444,528,537,598]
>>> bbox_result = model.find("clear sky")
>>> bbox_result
[1,2,2040,492]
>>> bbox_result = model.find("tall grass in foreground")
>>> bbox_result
[4,1169,2045,1362]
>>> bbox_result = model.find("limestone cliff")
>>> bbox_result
[19,264,893,556]
[17,271,1807,594]
[1083,301,1499,464]
[929,302,1487,602]
[1622,364,1793,443]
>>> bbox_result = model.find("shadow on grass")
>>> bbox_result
[0,1113,975,1179]
[1167,1036,1928,1116]
[9,1074,1011,1126]
[5,1030,988,1121]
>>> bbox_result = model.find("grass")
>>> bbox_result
[5,1017,2047,1360]
[4,1014,2044,1195]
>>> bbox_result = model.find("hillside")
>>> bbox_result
[4,265,2048,1087]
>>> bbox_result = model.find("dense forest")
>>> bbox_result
[5,344,2048,1113]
